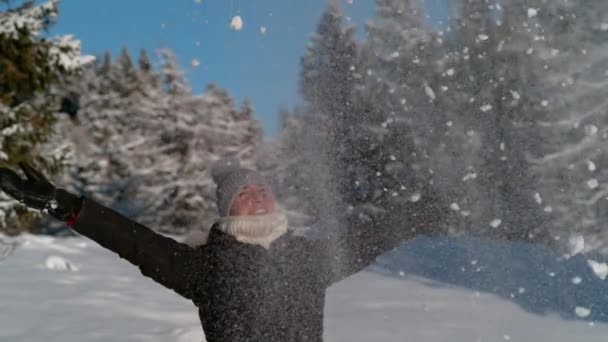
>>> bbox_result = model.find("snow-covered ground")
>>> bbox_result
[0,234,607,342]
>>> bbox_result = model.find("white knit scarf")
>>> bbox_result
[217,212,288,249]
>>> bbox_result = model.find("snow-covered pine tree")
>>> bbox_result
[265,106,329,228]
[445,0,550,243]
[364,0,448,148]
[129,51,263,233]
[529,0,608,253]
[0,0,93,234]
[304,0,358,224]
[346,0,447,235]
[274,1,358,233]
[54,55,132,202]
[277,0,447,238]
[55,48,264,235]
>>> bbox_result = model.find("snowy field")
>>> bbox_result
[1,234,607,342]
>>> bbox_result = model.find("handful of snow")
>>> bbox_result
[588,259,608,280]
[44,255,78,272]
[230,15,243,31]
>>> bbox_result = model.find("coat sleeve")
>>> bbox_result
[316,192,446,286]
[70,196,204,301]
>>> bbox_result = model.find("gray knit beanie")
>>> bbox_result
[211,159,271,217]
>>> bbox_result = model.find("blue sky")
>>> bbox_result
[47,0,448,136]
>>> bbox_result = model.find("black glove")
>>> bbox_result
[0,162,82,222]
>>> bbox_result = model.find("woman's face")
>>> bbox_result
[229,184,276,216]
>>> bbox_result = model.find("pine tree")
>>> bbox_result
[257,2,356,232]
[55,48,264,235]
[446,0,550,243]
[529,0,608,253]
[98,50,112,76]
[278,0,447,239]
[159,48,190,96]
[138,48,152,72]
[291,1,358,232]
[343,0,447,235]
[0,0,93,234]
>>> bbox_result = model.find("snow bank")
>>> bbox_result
[373,235,608,322]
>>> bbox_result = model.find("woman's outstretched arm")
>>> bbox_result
[0,162,204,301]
[70,196,204,301]
[313,191,446,287]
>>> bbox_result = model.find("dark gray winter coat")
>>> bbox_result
[70,196,441,342]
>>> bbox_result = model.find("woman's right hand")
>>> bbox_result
[0,162,82,222]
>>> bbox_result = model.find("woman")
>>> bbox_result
[0,161,440,342]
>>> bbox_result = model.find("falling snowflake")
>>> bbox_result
[587,160,597,172]
[446,68,455,76]
[410,193,421,202]
[572,276,582,285]
[569,235,585,256]
[490,219,502,228]
[480,104,492,112]
[424,84,436,101]
[527,8,538,18]
[191,58,200,67]
[230,15,243,31]
[587,178,599,189]
[450,203,461,211]
[497,40,504,52]
[510,90,521,101]
[584,124,598,136]
[462,172,477,181]
[575,306,591,318]
[588,260,608,280]
[259,26,267,34]
[478,34,489,41]
[534,193,542,204]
